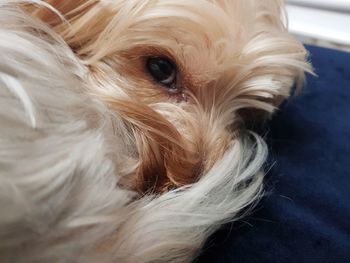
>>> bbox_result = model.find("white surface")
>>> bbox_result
[286,0,350,12]
[286,4,350,46]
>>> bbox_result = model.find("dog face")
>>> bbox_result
[33,0,310,193]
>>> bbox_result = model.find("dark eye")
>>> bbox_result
[146,57,177,91]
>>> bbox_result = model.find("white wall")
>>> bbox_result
[287,0,350,12]
[286,0,350,46]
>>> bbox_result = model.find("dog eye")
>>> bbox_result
[146,57,177,90]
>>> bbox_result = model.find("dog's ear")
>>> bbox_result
[32,0,88,25]
[234,0,313,126]
[31,0,106,57]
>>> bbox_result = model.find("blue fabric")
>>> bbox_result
[198,45,350,263]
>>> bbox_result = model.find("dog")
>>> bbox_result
[0,0,311,262]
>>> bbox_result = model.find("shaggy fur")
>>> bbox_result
[0,0,311,262]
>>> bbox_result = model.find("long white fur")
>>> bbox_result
[0,1,309,262]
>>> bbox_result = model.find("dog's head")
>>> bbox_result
[33,0,310,193]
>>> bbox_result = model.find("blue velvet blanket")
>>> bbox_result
[198,45,350,263]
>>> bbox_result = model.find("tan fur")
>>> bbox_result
[0,1,311,261]
[29,0,311,193]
